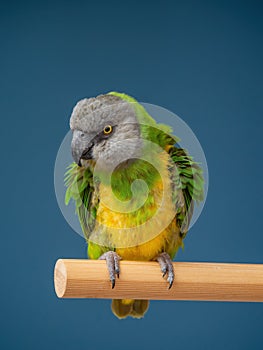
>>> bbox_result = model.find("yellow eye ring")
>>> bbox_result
[103,125,113,135]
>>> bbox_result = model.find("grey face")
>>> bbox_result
[70,94,142,168]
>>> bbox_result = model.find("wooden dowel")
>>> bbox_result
[54,259,263,302]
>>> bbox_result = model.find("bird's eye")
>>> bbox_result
[103,125,113,135]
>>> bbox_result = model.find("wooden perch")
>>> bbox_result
[54,259,263,302]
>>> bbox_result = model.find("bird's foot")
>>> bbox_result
[156,252,174,289]
[99,251,121,289]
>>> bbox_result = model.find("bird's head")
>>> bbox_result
[70,94,142,168]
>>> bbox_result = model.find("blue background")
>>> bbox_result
[1,0,262,349]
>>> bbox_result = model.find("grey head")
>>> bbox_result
[70,94,142,168]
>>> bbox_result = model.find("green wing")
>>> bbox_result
[64,163,98,241]
[169,147,204,237]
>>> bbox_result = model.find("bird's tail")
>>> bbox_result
[111,299,149,319]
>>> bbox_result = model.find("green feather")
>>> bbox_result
[168,146,204,236]
[64,162,99,241]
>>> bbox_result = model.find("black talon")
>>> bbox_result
[162,268,167,278]
[168,280,173,289]
[111,279,115,289]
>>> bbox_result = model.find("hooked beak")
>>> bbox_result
[78,142,94,165]
[71,130,95,166]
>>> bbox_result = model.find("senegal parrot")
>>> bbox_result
[65,92,204,319]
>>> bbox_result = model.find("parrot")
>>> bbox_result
[64,92,204,319]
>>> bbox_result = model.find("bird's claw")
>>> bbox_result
[99,251,121,289]
[156,252,174,289]
[162,267,168,278]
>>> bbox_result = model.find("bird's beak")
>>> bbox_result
[79,142,94,164]
[71,130,95,166]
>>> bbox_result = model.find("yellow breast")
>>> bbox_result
[93,152,182,260]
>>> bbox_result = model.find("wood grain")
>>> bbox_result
[54,259,263,302]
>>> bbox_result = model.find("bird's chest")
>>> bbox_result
[92,163,177,257]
